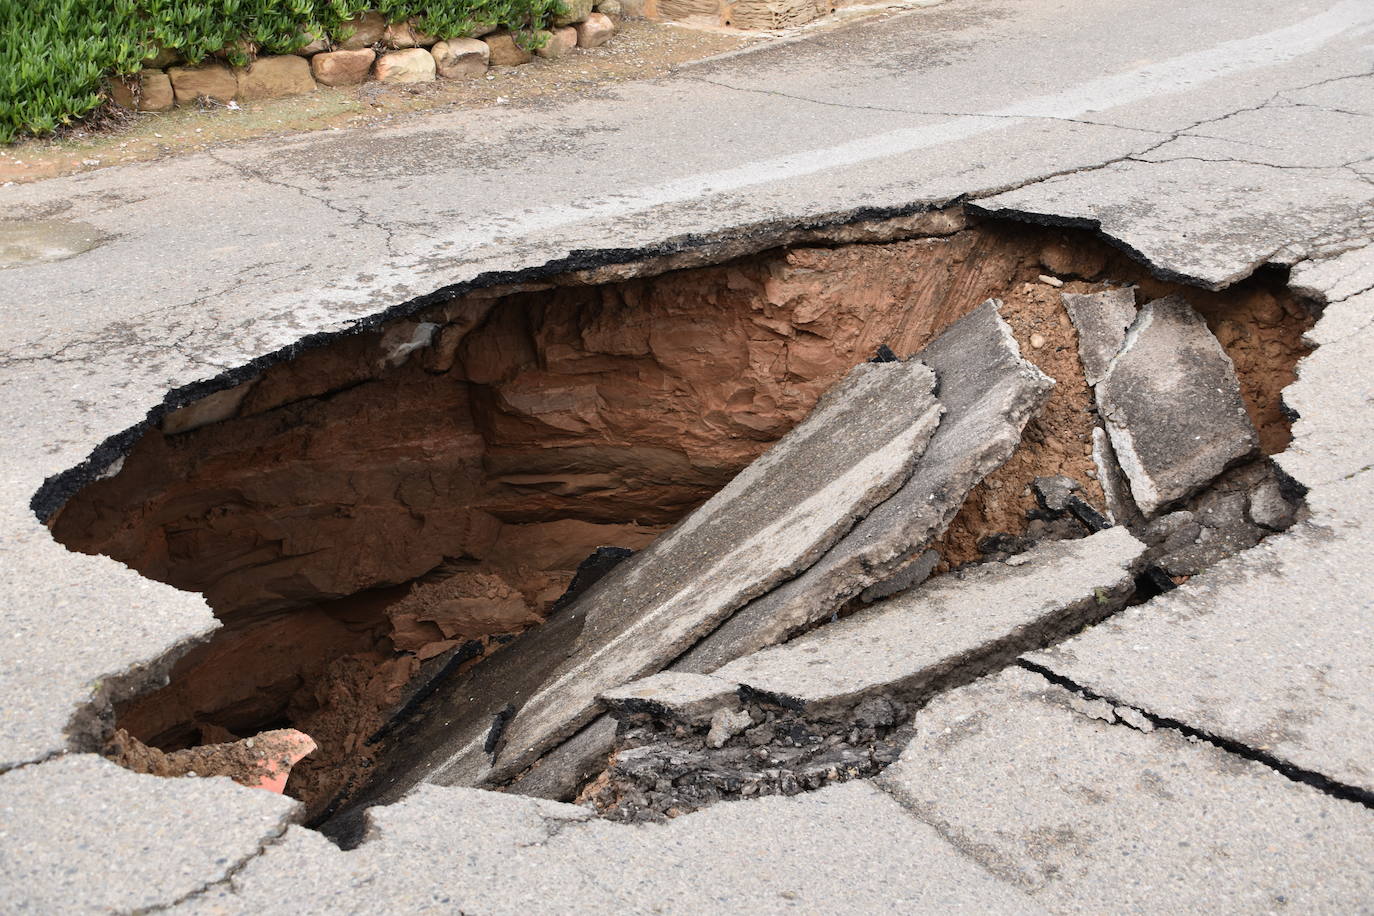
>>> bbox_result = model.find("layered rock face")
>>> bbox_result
[53,228,1027,797]
[56,232,1029,627]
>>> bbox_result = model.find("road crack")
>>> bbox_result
[127,819,297,915]
[1016,658,1374,809]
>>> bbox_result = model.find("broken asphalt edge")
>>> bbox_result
[5,204,1357,796]
[7,226,1365,916]
[29,187,1311,526]
[29,199,969,524]
[968,200,1292,293]
[3,201,1352,785]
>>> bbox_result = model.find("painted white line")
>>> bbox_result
[434,0,1373,256]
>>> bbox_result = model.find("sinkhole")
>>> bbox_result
[42,210,1316,839]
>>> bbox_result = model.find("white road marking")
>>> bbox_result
[437,0,1374,255]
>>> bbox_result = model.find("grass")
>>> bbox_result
[0,0,564,144]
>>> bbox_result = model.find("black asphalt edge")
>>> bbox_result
[28,197,964,523]
[31,194,1299,523]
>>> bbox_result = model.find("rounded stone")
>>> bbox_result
[375,48,437,83]
[535,27,578,60]
[555,0,595,26]
[483,32,534,66]
[337,11,386,50]
[109,70,175,112]
[431,38,490,78]
[235,55,317,101]
[311,49,376,87]
[167,63,237,106]
[576,13,616,48]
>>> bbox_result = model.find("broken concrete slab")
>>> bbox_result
[1090,426,1136,524]
[188,782,1041,913]
[1289,242,1374,316]
[503,715,620,801]
[0,754,300,913]
[676,299,1055,676]
[613,527,1144,721]
[319,598,589,840]
[1061,286,1136,385]
[858,548,939,603]
[601,670,740,725]
[1278,288,1374,489]
[1095,295,1258,516]
[878,667,1374,913]
[340,359,940,808]
[486,359,943,781]
[1025,472,1374,796]
[323,359,942,825]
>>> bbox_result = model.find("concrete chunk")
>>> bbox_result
[676,300,1054,675]
[1090,426,1137,524]
[1062,286,1136,385]
[503,715,619,801]
[859,548,939,603]
[1095,295,1258,516]
[670,527,1144,718]
[880,667,1374,912]
[488,359,942,779]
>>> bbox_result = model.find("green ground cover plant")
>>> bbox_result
[0,0,563,143]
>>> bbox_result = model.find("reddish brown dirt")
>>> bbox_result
[107,726,314,791]
[52,217,1311,812]
[932,232,1312,567]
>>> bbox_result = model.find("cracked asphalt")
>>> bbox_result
[1,0,1372,910]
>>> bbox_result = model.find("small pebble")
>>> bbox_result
[1030,333,1047,349]
[1039,274,1065,287]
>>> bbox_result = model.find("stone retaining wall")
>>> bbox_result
[645,0,831,30]
[111,7,622,113]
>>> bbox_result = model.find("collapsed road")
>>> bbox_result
[2,0,1373,911]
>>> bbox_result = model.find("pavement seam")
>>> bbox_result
[1015,658,1374,810]
[0,748,67,778]
[126,817,297,915]
[870,770,1039,893]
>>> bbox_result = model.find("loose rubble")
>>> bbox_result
[1136,459,1298,577]
[588,528,1145,818]
[1062,286,1137,385]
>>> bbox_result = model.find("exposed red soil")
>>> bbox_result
[53,217,1311,812]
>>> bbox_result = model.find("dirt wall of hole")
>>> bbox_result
[48,216,1312,811]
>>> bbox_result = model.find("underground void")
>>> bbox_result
[42,214,1314,840]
